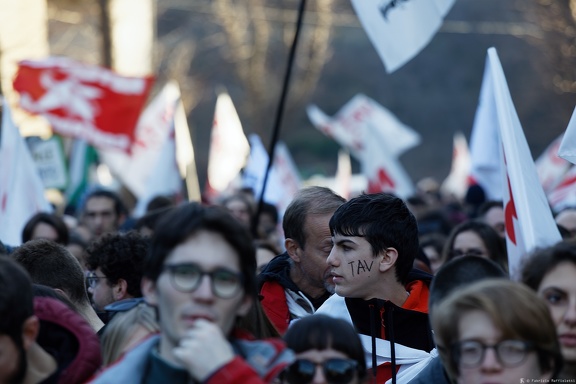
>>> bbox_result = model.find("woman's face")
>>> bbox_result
[538,261,576,363]
[456,310,550,384]
[284,348,360,384]
[452,231,489,259]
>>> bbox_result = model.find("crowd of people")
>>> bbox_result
[1,181,576,383]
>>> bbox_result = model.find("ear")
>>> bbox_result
[142,277,158,306]
[285,238,301,262]
[113,279,129,301]
[378,247,398,273]
[236,295,254,318]
[21,316,40,350]
[53,288,70,300]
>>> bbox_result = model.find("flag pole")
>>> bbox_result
[252,0,307,236]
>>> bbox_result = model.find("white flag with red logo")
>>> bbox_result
[486,48,561,278]
[351,0,455,73]
[0,100,53,246]
[242,134,301,216]
[204,92,250,202]
[307,94,420,160]
[13,57,153,152]
[536,134,571,194]
[362,127,414,198]
[99,81,184,198]
[440,131,472,199]
[547,165,576,212]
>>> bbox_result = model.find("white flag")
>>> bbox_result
[440,131,471,199]
[536,134,571,194]
[307,94,420,160]
[132,125,182,217]
[469,58,503,201]
[242,134,301,216]
[363,128,415,199]
[100,81,182,198]
[335,149,352,200]
[0,100,52,246]
[486,48,561,279]
[558,106,576,165]
[351,0,455,73]
[205,91,250,202]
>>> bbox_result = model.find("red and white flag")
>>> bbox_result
[547,165,576,212]
[351,0,455,73]
[307,94,420,160]
[0,100,53,246]
[363,126,415,199]
[205,91,250,202]
[486,48,561,278]
[440,131,472,199]
[13,57,153,151]
[536,134,571,194]
[99,81,185,199]
[242,134,301,216]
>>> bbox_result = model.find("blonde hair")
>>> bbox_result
[432,279,561,380]
[101,303,160,366]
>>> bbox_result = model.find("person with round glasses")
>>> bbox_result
[90,203,294,383]
[432,279,562,383]
[282,314,367,384]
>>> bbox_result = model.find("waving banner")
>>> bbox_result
[351,0,455,73]
[13,57,153,151]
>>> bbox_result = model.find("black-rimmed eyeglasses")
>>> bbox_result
[453,339,535,368]
[86,273,108,289]
[162,263,243,299]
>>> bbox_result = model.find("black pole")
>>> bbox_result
[252,0,307,237]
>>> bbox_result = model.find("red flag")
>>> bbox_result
[13,57,153,152]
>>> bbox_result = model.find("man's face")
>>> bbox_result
[87,268,116,312]
[143,230,252,351]
[327,233,380,300]
[83,197,119,238]
[0,334,26,384]
[293,213,335,295]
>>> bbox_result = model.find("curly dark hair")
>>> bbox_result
[85,231,149,297]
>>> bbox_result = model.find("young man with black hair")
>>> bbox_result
[91,203,293,383]
[317,193,435,383]
[85,231,149,314]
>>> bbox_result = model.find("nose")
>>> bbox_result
[192,275,215,301]
[312,364,326,384]
[327,248,338,267]
[564,301,576,326]
[479,347,503,372]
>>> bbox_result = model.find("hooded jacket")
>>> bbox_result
[34,297,102,384]
[258,253,330,334]
[89,332,293,384]
[316,269,435,384]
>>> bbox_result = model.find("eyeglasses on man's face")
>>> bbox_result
[453,339,535,368]
[282,358,359,384]
[86,273,108,289]
[161,263,243,299]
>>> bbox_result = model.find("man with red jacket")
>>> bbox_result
[258,186,345,334]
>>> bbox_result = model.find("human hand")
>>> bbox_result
[173,319,235,381]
